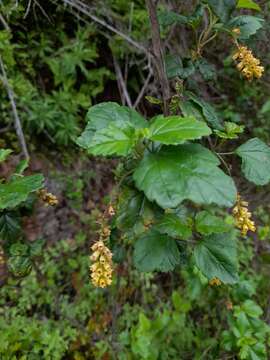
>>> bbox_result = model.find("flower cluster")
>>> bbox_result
[90,239,113,288]
[233,195,256,236]
[232,45,264,81]
[38,189,58,206]
[209,277,222,286]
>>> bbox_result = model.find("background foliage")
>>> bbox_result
[0,0,270,359]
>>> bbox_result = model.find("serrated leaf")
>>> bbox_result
[155,213,192,239]
[147,115,211,145]
[134,229,181,272]
[194,232,238,284]
[0,149,12,163]
[0,212,21,241]
[214,121,244,139]
[0,174,44,210]
[158,9,188,28]
[133,144,237,209]
[207,0,236,23]
[228,15,264,39]
[186,92,223,130]
[237,0,261,11]
[195,211,231,235]
[196,59,217,81]
[165,55,195,79]
[87,124,140,156]
[77,102,147,149]
[236,138,270,185]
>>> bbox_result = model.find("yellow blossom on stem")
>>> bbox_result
[232,45,264,81]
[38,189,58,206]
[209,277,222,286]
[233,194,256,236]
[90,240,113,288]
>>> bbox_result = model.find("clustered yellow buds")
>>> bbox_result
[90,240,113,288]
[232,195,256,236]
[209,277,222,286]
[38,189,58,206]
[232,45,264,81]
[107,204,115,217]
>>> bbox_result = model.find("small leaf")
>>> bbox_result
[155,213,192,239]
[134,229,181,272]
[0,174,44,210]
[228,15,264,39]
[194,232,238,284]
[185,92,223,130]
[214,121,244,139]
[196,59,217,81]
[15,159,29,174]
[195,211,231,235]
[165,55,195,79]
[158,9,188,28]
[145,96,162,105]
[236,138,270,185]
[237,0,261,11]
[147,115,211,145]
[0,149,12,163]
[207,0,236,23]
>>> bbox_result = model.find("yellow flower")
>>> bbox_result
[90,240,113,288]
[232,45,264,81]
[209,277,222,286]
[232,195,256,236]
[38,189,58,206]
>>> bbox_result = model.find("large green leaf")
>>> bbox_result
[77,102,147,150]
[207,0,236,23]
[237,0,261,11]
[236,138,270,185]
[195,211,231,235]
[155,213,192,239]
[147,115,211,145]
[0,174,44,210]
[194,232,238,284]
[133,144,237,209]
[134,229,181,272]
[0,149,12,163]
[228,15,264,39]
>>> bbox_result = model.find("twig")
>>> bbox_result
[0,56,29,160]
[0,13,10,31]
[24,0,32,19]
[59,0,150,55]
[145,0,170,115]
[134,57,153,108]
[113,55,133,107]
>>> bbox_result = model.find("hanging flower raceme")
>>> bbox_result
[232,195,256,236]
[90,238,113,288]
[232,45,264,81]
[38,189,58,206]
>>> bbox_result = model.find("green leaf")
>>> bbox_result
[228,16,264,39]
[214,121,244,139]
[0,174,44,210]
[134,229,181,272]
[195,211,231,235]
[196,59,217,81]
[14,159,29,174]
[133,144,237,209]
[155,213,192,239]
[242,300,263,318]
[158,9,188,28]
[207,0,236,23]
[237,0,261,11]
[236,138,270,185]
[86,124,141,156]
[165,55,195,79]
[77,102,147,150]
[0,149,12,163]
[194,232,238,284]
[147,115,211,145]
[0,212,21,241]
[185,92,223,130]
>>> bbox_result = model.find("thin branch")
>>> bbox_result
[145,0,170,115]
[0,56,29,160]
[0,13,10,31]
[113,55,133,108]
[59,0,150,55]
[134,57,153,108]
